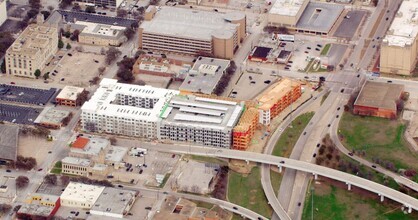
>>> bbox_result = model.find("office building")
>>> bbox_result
[76,21,126,46]
[139,6,246,59]
[256,78,302,125]
[353,81,404,119]
[268,0,308,27]
[60,182,105,209]
[0,0,6,27]
[5,24,58,78]
[61,157,91,176]
[380,0,418,75]
[74,0,124,7]
[158,95,243,148]
[56,86,85,107]
[179,57,231,95]
[81,78,179,139]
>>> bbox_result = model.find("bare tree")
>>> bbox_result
[44,174,58,185]
[105,47,122,65]
[109,137,117,145]
[117,9,128,18]
[16,176,30,188]
[190,185,201,194]
[60,175,70,186]
[0,204,12,214]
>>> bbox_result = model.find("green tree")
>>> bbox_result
[43,72,49,80]
[58,39,64,49]
[66,43,71,50]
[34,69,41,78]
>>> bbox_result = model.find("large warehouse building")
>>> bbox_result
[158,95,243,148]
[80,79,179,139]
[380,0,418,75]
[139,6,246,59]
[267,0,308,28]
[353,81,404,119]
[5,24,58,78]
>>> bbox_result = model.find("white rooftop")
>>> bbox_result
[105,146,128,162]
[383,0,418,47]
[160,95,242,131]
[56,86,84,101]
[76,21,125,37]
[62,157,91,166]
[140,6,244,41]
[61,182,105,206]
[70,137,110,156]
[81,78,179,122]
[269,0,307,17]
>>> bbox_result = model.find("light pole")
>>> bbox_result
[311,186,314,220]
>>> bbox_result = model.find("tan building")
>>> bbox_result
[139,6,246,59]
[380,0,418,75]
[61,157,91,176]
[268,0,309,27]
[5,24,58,78]
[56,86,84,107]
[76,21,127,46]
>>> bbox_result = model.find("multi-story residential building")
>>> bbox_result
[380,0,418,75]
[81,78,179,139]
[232,106,258,150]
[0,0,7,27]
[256,78,302,126]
[158,95,243,148]
[74,0,124,7]
[139,6,246,59]
[5,24,58,78]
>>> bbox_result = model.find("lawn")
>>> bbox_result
[338,112,418,171]
[302,181,418,220]
[320,44,331,56]
[189,155,228,166]
[321,91,330,105]
[272,112,315,157]
[193,200,214,209]
[50,161,62,174]
[228,166,272,218]
[270,169,283,196]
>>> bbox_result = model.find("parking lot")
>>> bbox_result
[0,104,42,124]
[45,51,106,88]
[231,71,279,100]
[333,10,368,39]
[109,149,179,187]
[0,84,57,105]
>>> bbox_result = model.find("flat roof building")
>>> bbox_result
[61,182,105,209]
[5,24,58,78]
[179,57,231,95]
[90,187,137,218]
[353,81,404,119]
[34,107,70,129]
[158,95,243,148]
[0,124,19,163]
[76,21,126,47]
[139,6,246,59]
[176,161,219,194]
[0,0,7,27]
[268,0,309,27]
[74,0,124,8]
[81,78,179,139]
[56,86,85,107]
[17,203,57,220]
[62,157,92,176]
[380,0,418,75]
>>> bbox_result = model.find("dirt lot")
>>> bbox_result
[18,135,54,167]
[48,51,105,88]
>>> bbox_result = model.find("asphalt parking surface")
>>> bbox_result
[0,84,57,105]
[0,103,42,124]
[334,10,367,39]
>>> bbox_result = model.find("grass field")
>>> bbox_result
[50,161,62,174]
[338,112,418,170]
[272,112,314,157]
[320,44,332,56]
[270,169,283,196]
[228,166,272,218]
[189,155,228,166]
[321,91,330,105]
[302,181,418,220]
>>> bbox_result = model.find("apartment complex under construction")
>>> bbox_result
[232,106,258,150]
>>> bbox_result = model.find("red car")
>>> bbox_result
[10,82,15,84]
